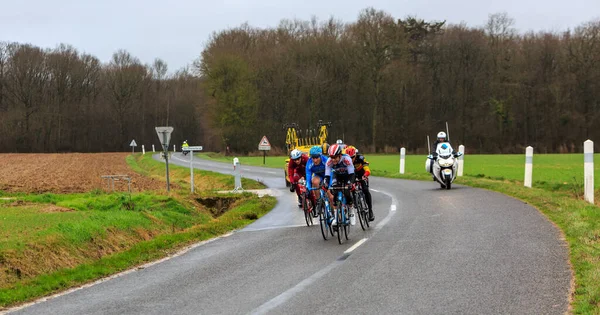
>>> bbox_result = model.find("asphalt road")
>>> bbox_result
[9,153,571,314]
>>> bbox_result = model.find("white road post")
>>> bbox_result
[190,151,195,193]
[524,146,533,188]
[152,144,155,152]
[142,145,145,155]
[400,147,406,174]
[457,145,465,176]
[584,140,594,204]
[173,145,176,152]
[233,158,242,191]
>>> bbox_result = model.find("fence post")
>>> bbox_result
[524,146,533,188]
[400,147,406,174]
[584,140,594,204]
[142,145,145,155]
[458,145,465,176]
[152,144,155,152]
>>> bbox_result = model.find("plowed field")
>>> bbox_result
[0,153,163,193]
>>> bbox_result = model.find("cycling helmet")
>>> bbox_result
[321,143,330,156]
[336,139,343,144]
[328,144,343,156]
[437,131,447,141]
[309,146,322,157]
[345,146,357,158]
[290,149,302,160]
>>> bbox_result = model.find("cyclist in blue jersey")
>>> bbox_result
[306,146,330,216]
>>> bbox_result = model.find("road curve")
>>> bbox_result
[10,154,571,314]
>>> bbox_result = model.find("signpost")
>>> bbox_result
[155,127,173,192]
[258,136,271,165]
[182,145,203,193]
[130,139,137,154]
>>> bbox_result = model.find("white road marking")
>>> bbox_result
[251,260,342,315]
[344,238,368,254]
[242,224,307,232]
[252,189,398,313]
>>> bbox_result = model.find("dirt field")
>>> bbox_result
[0,153,164,193]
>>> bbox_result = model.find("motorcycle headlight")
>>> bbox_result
[438,157,454,167]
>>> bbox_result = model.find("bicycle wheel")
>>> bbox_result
[360,191,370,228]
[303,195,313,226]
[344,205,350,240]
[318,202,329,240]
[336,200,343,244]
[328,206,335,237]
[355,192,366,231]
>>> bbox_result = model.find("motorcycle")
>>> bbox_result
[426,143,462,190]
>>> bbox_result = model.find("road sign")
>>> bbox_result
[258,136,271,151]
[130,140,137,147]
[155,126,174,192]
[182,146,203,151]
[155,127,174,151]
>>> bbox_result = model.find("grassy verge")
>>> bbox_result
[131,153,266,191]
[0,154,275,309]
[199,152,599,313]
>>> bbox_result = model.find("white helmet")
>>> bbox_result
[336,139,343,144]
[290,149,302,160]
[437,131,447,140]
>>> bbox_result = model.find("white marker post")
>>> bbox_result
[233,158,242,191]
[524,146,533,188]
[584,140,594,204]
[142,145,145,155]
[400,147,406,174]
[152,144,155,152]
[457,145,465,176]
[173,145,176,152]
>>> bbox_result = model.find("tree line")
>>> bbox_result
[0,43,208,152]
[199,8,600,154]
[1,8,599,154]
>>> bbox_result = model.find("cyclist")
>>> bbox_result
[306,146,330,216]
[324,144,356,226]
[345,146,374,222]
[288,149,309,207]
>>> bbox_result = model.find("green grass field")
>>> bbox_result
[0,154,275,308]
[200,152,600,191]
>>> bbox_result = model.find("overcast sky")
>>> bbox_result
[1,0,598,72]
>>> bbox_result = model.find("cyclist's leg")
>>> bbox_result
[292,172,302,207]
[342,174,353,206]
[330,177,342,225]
[311,175,321,204]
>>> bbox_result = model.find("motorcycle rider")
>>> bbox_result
[428,131,461,177]
[288,149,309,208]
[182,140,189,155]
